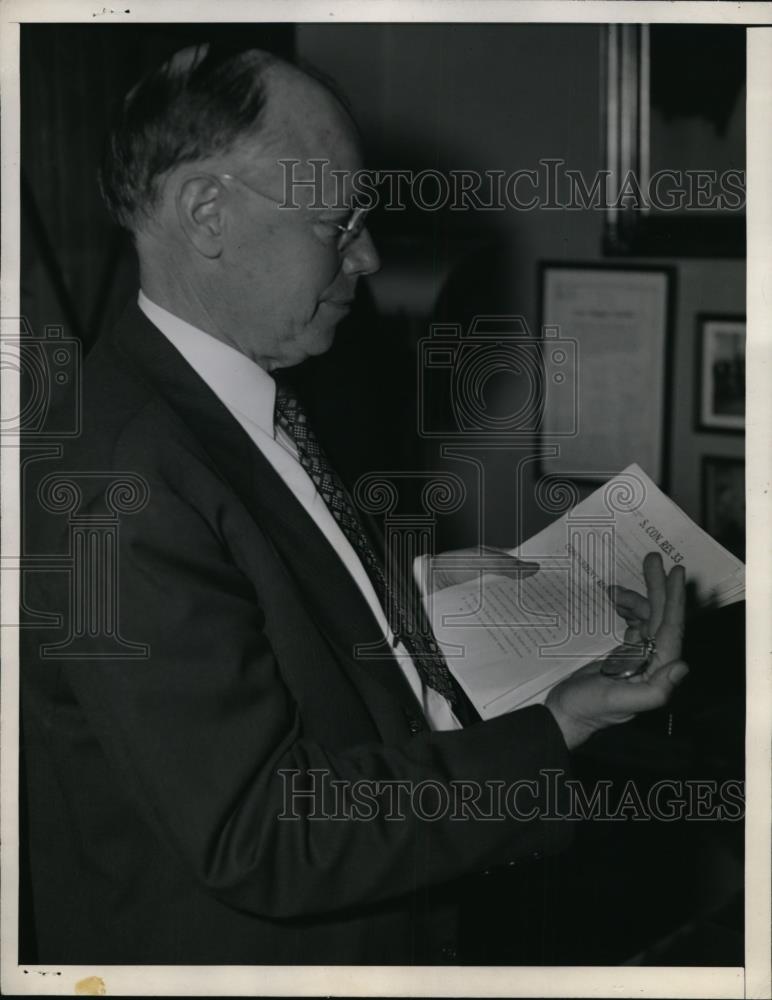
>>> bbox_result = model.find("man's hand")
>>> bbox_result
[545,553,689,750]
[420,546,539,597]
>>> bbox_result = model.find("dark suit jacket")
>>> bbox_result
[20,300,572,965]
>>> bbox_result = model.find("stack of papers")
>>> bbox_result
[428,464,745,719]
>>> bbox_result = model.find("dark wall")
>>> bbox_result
[299,24,746,543]
[21,23,295,353]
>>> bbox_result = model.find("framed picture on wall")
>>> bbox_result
[696,315,746,432]
[602,24,745,257]
[538,262,673,485]
[702,456,745,560]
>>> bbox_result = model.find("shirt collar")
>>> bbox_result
[137,290,276,437]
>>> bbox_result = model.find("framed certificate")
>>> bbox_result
[538,263,674,485]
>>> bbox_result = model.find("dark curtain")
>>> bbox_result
[21,23,295,353]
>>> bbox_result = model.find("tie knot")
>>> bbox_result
[274,382,317,461]
[274,382,305,433]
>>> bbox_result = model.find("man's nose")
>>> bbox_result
[342,229,381,277]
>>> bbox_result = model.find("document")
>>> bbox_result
[541,268,670,482]
[428,464,745,719]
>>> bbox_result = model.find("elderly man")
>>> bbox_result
[21,45,687,965]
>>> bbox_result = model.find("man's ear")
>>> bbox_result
[176,175,226,258]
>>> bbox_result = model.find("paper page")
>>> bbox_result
[429,464,745,718]
[431,567,620,718]
[515,464,745,606]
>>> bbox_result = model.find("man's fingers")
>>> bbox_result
[624,624,643,645]
[661,564,686,627]
[428,547,539,593]
[440,547,539,579]
[478,546,539,577]
[608,659,689,713]
[597,642,647,679]
[644,657,690,701]
[608,584,650,625]
[643,553,667,635]
[665,660,690,685]
[645,566,687,666]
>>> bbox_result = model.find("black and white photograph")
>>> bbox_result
[697,315,746,432]
[1,4,769,998]
[702,457,746,562]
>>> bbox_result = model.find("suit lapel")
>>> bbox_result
[108,301,422,714]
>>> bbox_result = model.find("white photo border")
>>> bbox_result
[2,5,770,998]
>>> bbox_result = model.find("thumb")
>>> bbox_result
[608,659,689,715]
[666,660,690,685]
[643,658,690,707]
[478,546,539,576]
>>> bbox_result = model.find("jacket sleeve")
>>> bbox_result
[40,465,573,922]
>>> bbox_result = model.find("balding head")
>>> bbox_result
[106,44,379,371]
[100,44,357,232]
[220,57,363,211]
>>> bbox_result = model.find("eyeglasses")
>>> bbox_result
[219,172,370,253]
[330,205,369,253]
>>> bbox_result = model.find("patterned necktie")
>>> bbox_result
[274,383,460,708]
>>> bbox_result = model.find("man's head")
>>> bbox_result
[100,45,380,370]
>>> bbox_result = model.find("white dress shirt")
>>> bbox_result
[138,291,461,731]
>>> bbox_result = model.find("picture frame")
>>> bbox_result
[602,24,745,257]
[702,456,745,560]
[696,314,746,432]
[538,262,674,486]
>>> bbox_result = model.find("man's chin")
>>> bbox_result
[279,321,338,370]
[309,319,339,354]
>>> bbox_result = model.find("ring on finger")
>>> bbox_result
[601,636,657,680]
